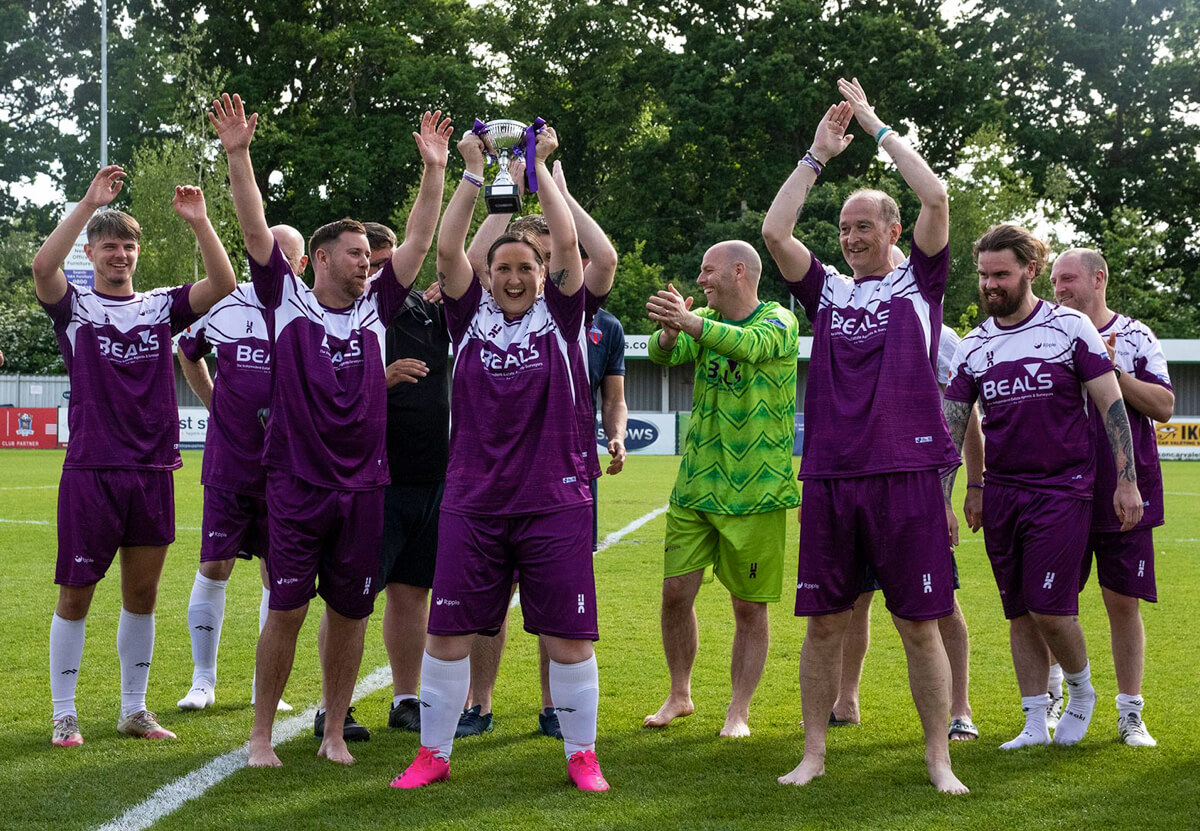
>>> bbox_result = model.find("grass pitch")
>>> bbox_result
[1,451,1198,830]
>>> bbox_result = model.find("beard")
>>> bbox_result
[979,283,1026,319]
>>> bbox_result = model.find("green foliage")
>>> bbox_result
[0,303,64,373]
[603,240,668,335]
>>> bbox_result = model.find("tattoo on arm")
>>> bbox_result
[795,184,812,224]
[548,268,568,288]
[437,270,447,291]
[1104,398,1138,484]
[941,398,972,503]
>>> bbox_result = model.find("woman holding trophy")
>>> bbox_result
[390,123,609,792]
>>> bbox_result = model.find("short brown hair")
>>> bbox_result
[86,210,141,244]
[309,218,367,259]
[510,215,549,238]
[363,221,396,251]
[487,233,545,268]
[974,224,1048,278]
[844,189,901,228]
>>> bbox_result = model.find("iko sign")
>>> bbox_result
[1156,418,1200,460]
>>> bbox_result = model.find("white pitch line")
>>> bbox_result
[95,503,671,829]
[0,484,57,490]
[0,518,52,525]
[94,666,392,831]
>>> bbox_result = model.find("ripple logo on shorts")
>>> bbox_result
[1042,571,1056,590]
[276,576,300,585]
[74,555,94,564]
[207,531,227,539]
[797,582,820,590]
[435,597,461,607]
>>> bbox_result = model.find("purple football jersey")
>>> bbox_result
[946,300,1114,498]
[790,244,959,478]
[1089,313,1171,531]
[178,283,271,496]
[441,274,592,517]
[250,240,408,491]
[41,283,197,469]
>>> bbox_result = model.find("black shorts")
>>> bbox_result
[380,481,444,589]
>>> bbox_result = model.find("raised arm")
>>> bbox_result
[532,127,582,296]
[552,160,618,297]
[1084,371,1144,531]
[646,283,695,360]
[178,346,214,411]
[466,158,523,283]
[762,103,854,282]
[837,78,948,256]
[436,133,488,300]
[172,186,236,314]
[31,166,127,304]
[208,94,273,267]
[391,111,453,287]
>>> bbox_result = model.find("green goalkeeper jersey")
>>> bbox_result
[648,301,801,515]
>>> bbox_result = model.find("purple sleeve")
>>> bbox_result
[38,282,77,331]
[785,256,828,323]
[943,340,977,403]
[168,284,199,335]
[177,321,210,362]
[909,242,950,303]
[247,239,288,311]
[544,279,585,339]
[369,259,413,327]
[1073,317,1115,382]
[441,274,484,341]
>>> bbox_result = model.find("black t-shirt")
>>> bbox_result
[384,291,451,484]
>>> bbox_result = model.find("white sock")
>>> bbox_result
[117,609,155,719]
[252,586,270,702]
[394,694,418,707]
[550,655,599,758]
[50,614,86,720]
[1054,662,1096,746]
[1000,693,1051,749]
[418,653,470,759]
[1116,692,1144,719]
[1047,663,1064,697]
[187,573,227,687]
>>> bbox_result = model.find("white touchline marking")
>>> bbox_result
[1165,491,1200,496]
[509,503,669,613]
[0,484,57,490]
[94,666,392,831]
[96,503,673,828]
[0,518,52,525]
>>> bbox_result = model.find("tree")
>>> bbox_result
[602,241,668,335]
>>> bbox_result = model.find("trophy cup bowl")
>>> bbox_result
[479,118,529,214]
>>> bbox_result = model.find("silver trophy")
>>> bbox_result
[478,119,529,214]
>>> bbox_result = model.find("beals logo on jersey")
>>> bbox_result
[830,305,890,343]
[97,329,160,362]
[327,336,363,368]
[480,342,541,372]
[981,361,1053,402]
[235,343,270,367]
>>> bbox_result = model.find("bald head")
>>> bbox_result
[270,224,308,275]
[1057,247,1108,283]
[707,240,762,287]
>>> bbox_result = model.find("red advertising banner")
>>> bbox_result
[0,408,60,449]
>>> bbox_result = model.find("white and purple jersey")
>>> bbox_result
[41,282,197,470]
[1090,313,1171,531]
[178,283,271,496]
[250,240,409,491]
[790,244,959,478]
[441,275,592,517]
[937,324,960,387]
[945,300,1114,499]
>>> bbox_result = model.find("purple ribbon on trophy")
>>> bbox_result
[471,117,546,193]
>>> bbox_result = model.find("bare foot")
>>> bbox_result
[248,738,282,768]
[719,709,750,738]
[777,755,824,786]
[928,760,969,795]
[644,695,694,728]
[318,738,356,765]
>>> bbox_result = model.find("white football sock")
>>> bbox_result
[1000,693,1052,749]
[187,573,227,687]
[118,609,155,719]
[1115,692,1144,719]
[1047,663,1064,697]
[1054,662,1096,745]
[50,614,86,720]
[550,655,599,758]
[418,653,470,759]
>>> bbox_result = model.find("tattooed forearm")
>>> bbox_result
[942,398,972,454]
[795,184,812,223]
[1104,398,1138,484]
[548,268,568,288]
[941,470,956,505]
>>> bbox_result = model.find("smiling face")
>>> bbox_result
[1050,252,1100,313]
[696,247,738,316]
[317,232,371,304]
[488,239,545,318]
[84,235,140,292]
[839,194,900,279]
[977,248,1034,320]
